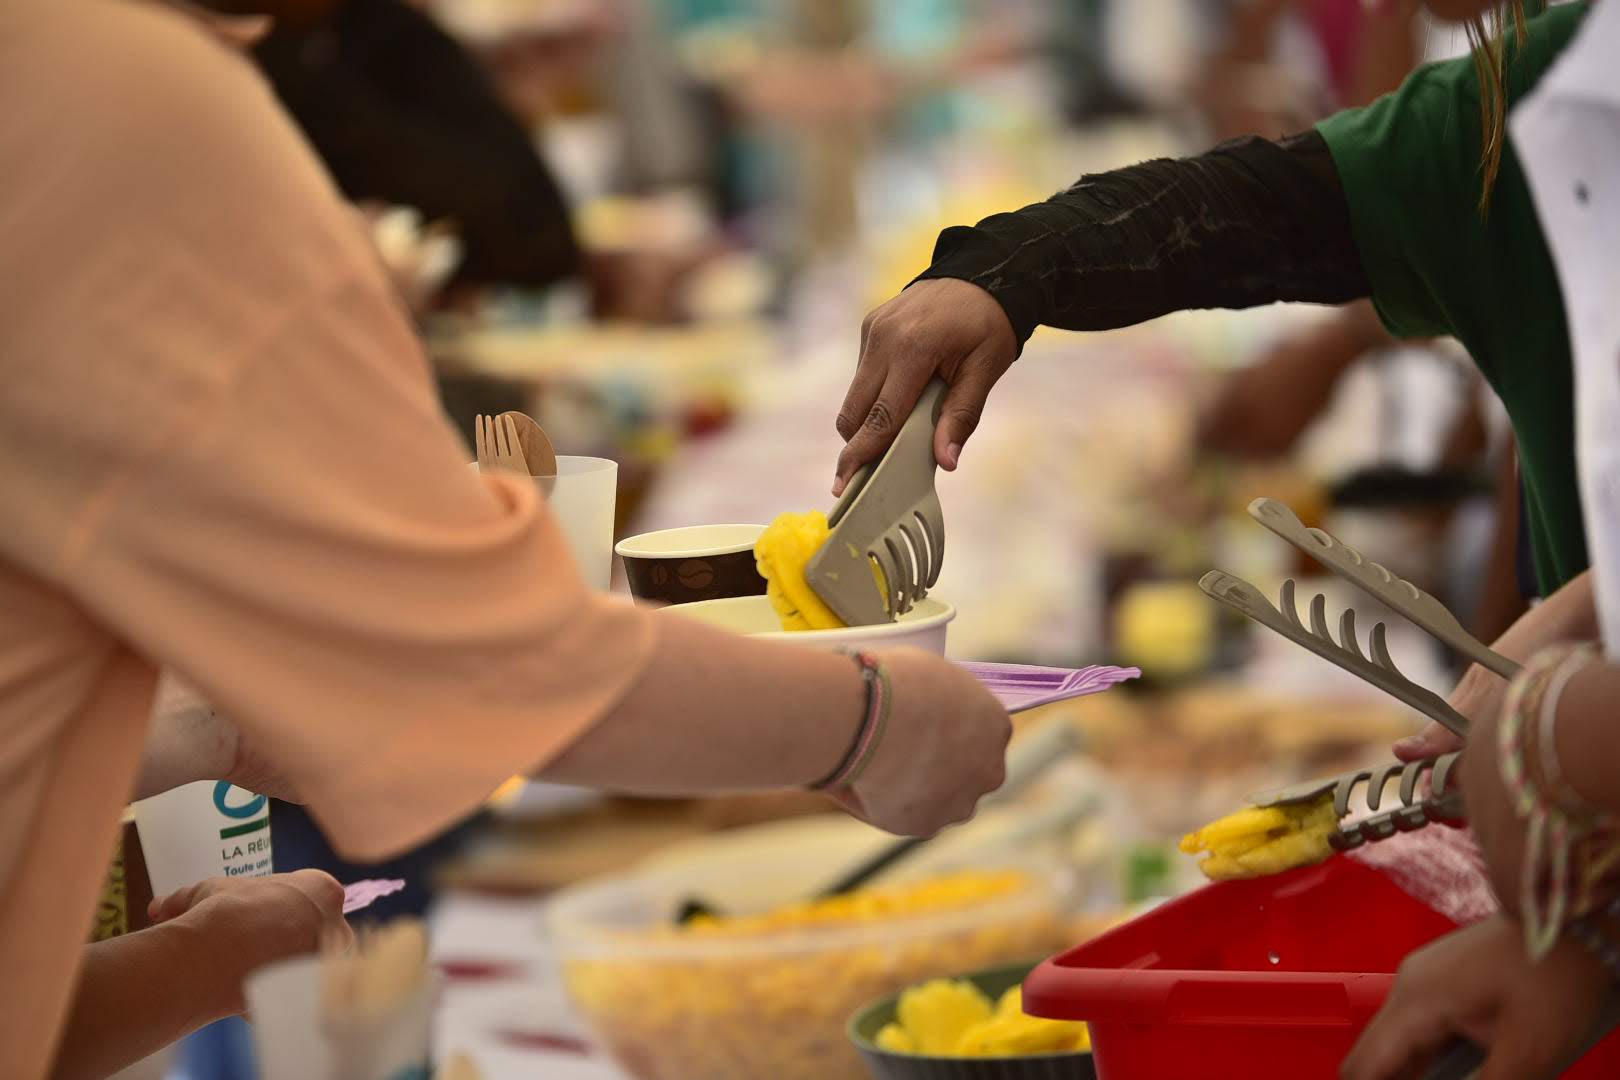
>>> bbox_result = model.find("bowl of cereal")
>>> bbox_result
[546,839,1071,1080]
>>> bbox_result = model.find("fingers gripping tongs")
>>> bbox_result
[807,380,949,626]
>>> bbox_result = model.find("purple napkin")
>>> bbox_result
[957,661,1140,714]
[342,878,406,915]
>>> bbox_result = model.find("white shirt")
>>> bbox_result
[1513,0,1620,657]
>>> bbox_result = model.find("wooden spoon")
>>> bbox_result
[498,411,557,478]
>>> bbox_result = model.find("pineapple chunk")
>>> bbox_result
[1181,795,1338,881]
[878,979,1089,1059]
[754,511,888,631]
[895,979,993,1056]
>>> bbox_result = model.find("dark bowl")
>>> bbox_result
[616,524,768,606]
[849,962,1097,1080]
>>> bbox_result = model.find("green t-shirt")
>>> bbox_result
[1317,2,1587,595]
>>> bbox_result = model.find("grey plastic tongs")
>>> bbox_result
[1247,498,1521,680]
[807,379,948,626]
[1206,501,1615,1080]
[1199,571,1473,739]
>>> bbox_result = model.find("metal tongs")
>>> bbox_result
[806,380,948,626]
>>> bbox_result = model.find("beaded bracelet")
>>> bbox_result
[1500,643,1620,959]
[810,652,892,791]
[1536,644,1608,822]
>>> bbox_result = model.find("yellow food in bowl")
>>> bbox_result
[560,870,1069,1080]
[681,870,1029,934]
[875,979,1090,1058]
[754,511,889,631]
[1179,794,1338,881]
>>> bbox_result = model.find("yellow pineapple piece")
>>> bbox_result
[895,979,994,1056]
[753,511,889,631]
[878,978,1090,1059]
[1181,794,1338,881]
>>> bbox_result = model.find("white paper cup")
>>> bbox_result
[132,781,274,896]
[246,955,437,1080]
[542,456,618,591]
[471,457,618,591]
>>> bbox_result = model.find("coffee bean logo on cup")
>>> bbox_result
[617,525,768,607]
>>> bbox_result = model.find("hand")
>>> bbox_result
[1341,914,1607,1080]
[835,279,1017,495]
[1394,661,1505,762]
[826,647,1011,836]
[150,870,353,1014]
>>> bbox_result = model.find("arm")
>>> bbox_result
[53,872,348,1080]
[1548,658,1620,819]
[834,130,1369,487]
[540,637,1006,836]
[39,13,1008,869]
[54,923,239,1080]
[1468,438,1531,646]
[132,675,238,802]
[1197,300,1387,459]
[914,130,1366,344]
[1395,569,1598,760]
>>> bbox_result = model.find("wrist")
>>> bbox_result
[165,908,255,1020]
[794,656,871,788]
[809,652,892,791]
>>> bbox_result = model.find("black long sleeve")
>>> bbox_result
[913,131,1369,345]
[254,0,580,290]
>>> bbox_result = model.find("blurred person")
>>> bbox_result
[251,0,583,295]
[1345,2,1620,1073]
[0,4,1016,1078]
[1196,0,1523,642]
[1197,0,1426,142]
[834,0,1599,764]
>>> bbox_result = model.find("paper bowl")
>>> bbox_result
[665,594,956,655]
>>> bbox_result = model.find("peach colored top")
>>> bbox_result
[0,1,655,1074]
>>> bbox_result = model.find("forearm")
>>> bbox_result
[53,919,237,1080]
[1553,659,1620,817]
[1198,303,1379,458]
[537,616,864,793]
[1494,570,1598,660]
[1470,442,1530,643]
[1446,570,1595,726]
[913,131,1369,344]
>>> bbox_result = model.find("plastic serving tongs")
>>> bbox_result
[1197,566,1470,850]
[1201,499,1616,1080]
[806,379,948,626]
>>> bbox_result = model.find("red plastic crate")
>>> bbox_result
[1024,856,1620,1079]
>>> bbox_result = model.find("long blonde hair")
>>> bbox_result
[1467,1,1530,213]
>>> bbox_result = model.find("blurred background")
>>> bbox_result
[142,1,1519,1076]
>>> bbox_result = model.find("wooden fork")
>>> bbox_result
[475,414,529,475]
